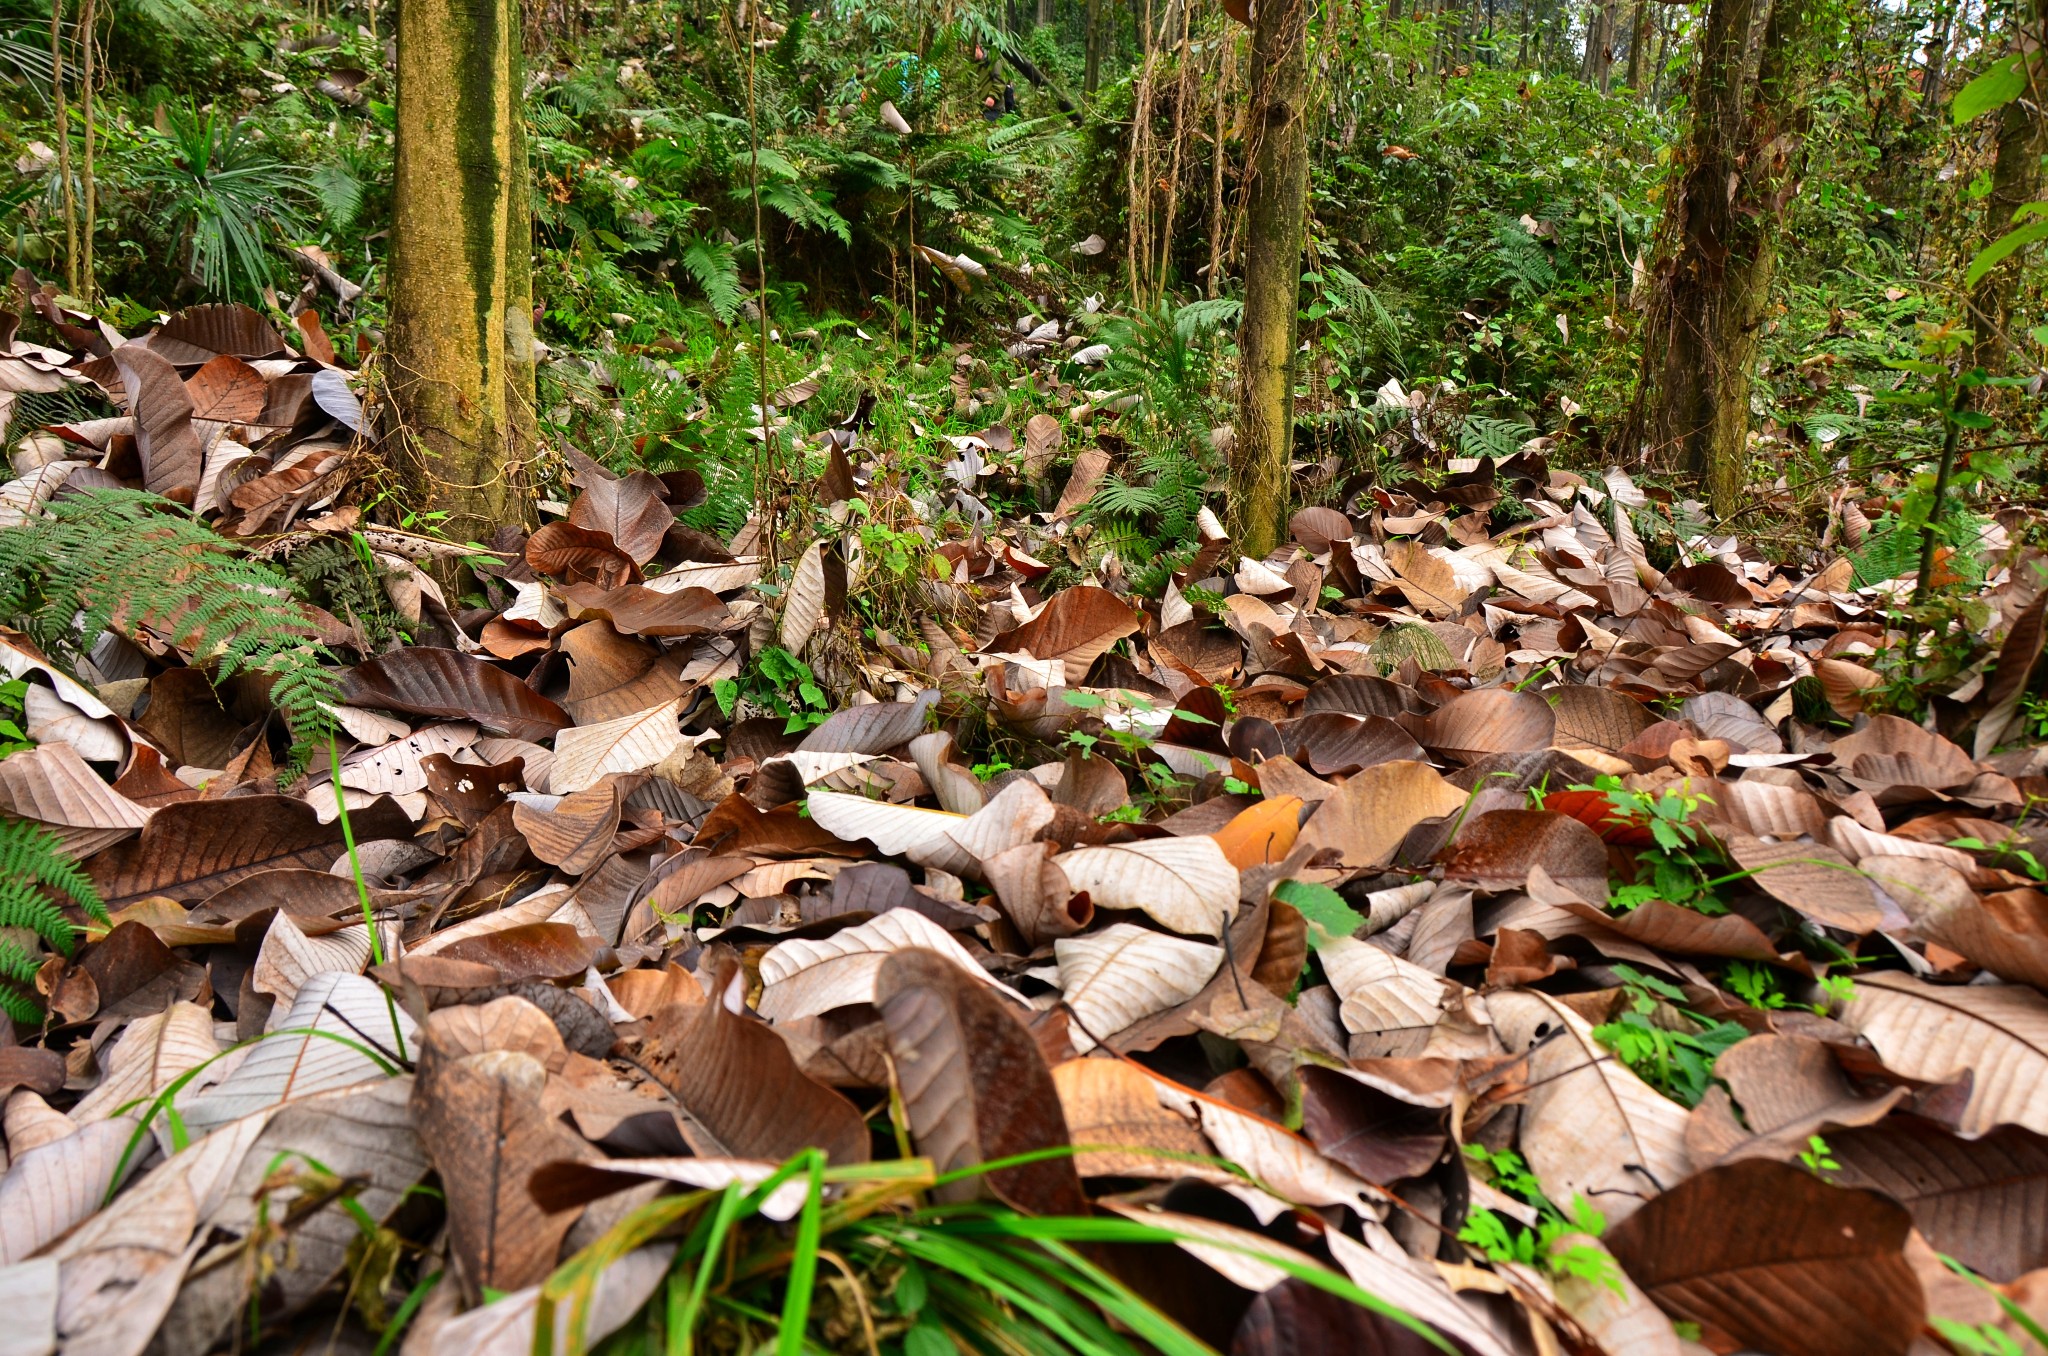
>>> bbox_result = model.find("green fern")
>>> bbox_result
[682,234,745,323]
[0,489,340,775]
[0,817,107,1024]
[1850,520,1919,588]
[1461,414,1536,461]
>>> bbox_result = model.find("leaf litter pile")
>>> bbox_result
[5,296,2048,1356]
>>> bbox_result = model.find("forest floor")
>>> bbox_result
[2,282,2048,1356]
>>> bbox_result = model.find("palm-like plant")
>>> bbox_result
[134,105,313,300]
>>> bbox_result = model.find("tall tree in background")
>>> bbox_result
[1624,0,1651,91]
[386,0,537,546]
[1229,0,1310,558]
[1963,0,2048,376]
[1630,0,1824,514]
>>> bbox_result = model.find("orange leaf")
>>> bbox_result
[1211,795,1302,870]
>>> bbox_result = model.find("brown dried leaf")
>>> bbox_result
[1605,1158,1923,1356]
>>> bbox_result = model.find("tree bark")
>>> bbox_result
[1084,0,1102,91]
[387,0,537,547]
[1966,0,2048,375]
[50,0,74,297]
[1631,0,1819,515]
[1580,0,1616,89]
[1229,0,1310,558]
[1624,0,1649,91]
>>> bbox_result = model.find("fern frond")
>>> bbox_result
[0,939,40,1025]
[0,489,339,776]
[1460,415,1535,461]
[681,235,745,324]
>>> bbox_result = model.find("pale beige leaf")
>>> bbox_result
[338,721,477,795]
[250,915,400,1005]
[1488,989,1692,1223]
[807,789,967,858]
[320,703,412,746]
[642,558,761,595]
[49,1112,276,1356]
[70,1002,221,1124]
[1492,560,1598,609]
[1053,924,1224,1050]
[780,539,827,654]
[1053,837,1239,937]
[21,685,124,763]
[410,1245,674,1356]
[0,1118,141,1265]
[1839,971,2048,1136]
[755,909,1026,1023]
[1549,1232,1682,1356]
[0,741,150,858]
[1318,936,1454,1043]
[1194,1096,1382,1215]
[158,1079,428,1347]
[180,973,416,1138]
[550,700,683,794]
[0,1257,57,1356]
[1322,1226,1523,1356]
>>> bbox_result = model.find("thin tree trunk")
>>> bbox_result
[1039,0,1053,24]
[1625,0,1649,90]
[78,0,93,303]
[1207,31,1232,297]
[387,0,536,546]
[1633,0,1821,514]
[1922,0,1957,111]
[50,0,74,297]
[1966,0,2047,374]
[1229,0,1310,557]
[1085,0,1102,91]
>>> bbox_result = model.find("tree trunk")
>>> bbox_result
[1922,0,1956,112]
[1624,0,1649,90]
[387,0,537,547]
[1038,0,1053,25]
[1631,0,1819,516]
[1229,0,1309,558]
[1966,0,2048,375]
[1580,0,1617,89]
[50,0,74,297]
[1084,0,1102,91]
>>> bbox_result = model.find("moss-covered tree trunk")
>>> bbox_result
[1966,0,2048,376]
[1631,0,1818,516]
[387,0,537,547]
[1229,0,1309,559]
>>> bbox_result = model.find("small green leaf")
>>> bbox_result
[1273,879,1366,947]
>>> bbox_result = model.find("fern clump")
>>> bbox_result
[0,489,340,774]
[0,817,108,1025]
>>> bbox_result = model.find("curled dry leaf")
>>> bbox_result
[756,907,1026,1022]
[1054,835,1240,937]
[639,961,870,1164]
[1055,923,1225,1050]
[1839,971,2048,1136]
[876,949,1087,1214]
